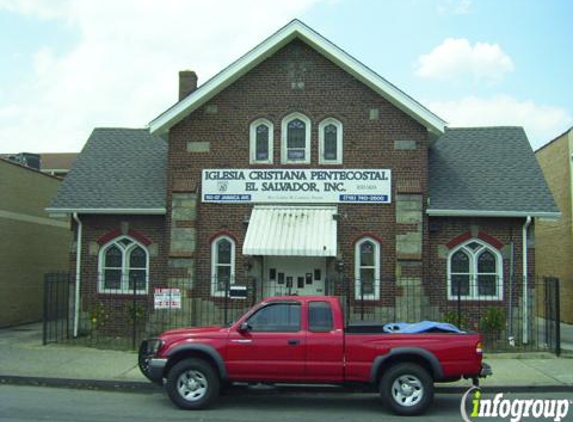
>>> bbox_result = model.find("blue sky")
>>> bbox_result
[0,0,571,152]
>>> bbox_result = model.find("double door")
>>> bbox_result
[264,256,326,296]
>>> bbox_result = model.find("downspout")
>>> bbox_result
[507,240,515,345]
[72,212,82,337]
[522,216,532,344]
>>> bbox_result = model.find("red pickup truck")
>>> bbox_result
[139,296,491,415]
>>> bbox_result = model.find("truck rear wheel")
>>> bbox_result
[166,358,220,410]
[379,362,434,416]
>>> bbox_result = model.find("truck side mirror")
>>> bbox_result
[239,322,251,333]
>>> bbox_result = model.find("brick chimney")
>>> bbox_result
[179,70,198,100]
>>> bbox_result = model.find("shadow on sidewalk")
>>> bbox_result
[0,322,44,347]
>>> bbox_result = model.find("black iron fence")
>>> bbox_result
[43,273,561,355]
[43,271,71,345]
[338,277,561,354]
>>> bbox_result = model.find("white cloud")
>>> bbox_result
[427,95,573,148]
[0,0,325,152]
[0,0,71,20]
[416,38,514,84]
[0,105,22,119]
[437,0,472,15]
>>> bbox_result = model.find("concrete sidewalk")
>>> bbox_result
[1,323,572,393]
[560,321,573,353]
[0,323,146,384]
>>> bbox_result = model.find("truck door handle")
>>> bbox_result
[287,339,300,345]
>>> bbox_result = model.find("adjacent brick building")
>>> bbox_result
[535,127,573,323]
[48,20,558,343]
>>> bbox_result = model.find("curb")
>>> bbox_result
[0,375,160,394]
[2,375,572,394]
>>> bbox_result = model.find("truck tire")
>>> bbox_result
[166,358,220,410]
[138,353,161,385]
[379,362,434,416]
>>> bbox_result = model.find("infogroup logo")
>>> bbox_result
[460,387,571,422]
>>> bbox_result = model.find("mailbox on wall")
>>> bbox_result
[229,285,247,299]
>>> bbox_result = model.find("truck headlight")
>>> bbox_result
[147,339,165,355]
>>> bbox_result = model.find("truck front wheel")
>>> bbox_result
[166,358,220,410]
[379,362,434,416]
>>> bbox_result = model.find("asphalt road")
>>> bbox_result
[0,385,572,422]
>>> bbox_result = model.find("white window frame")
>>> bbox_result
[98,235,149,294]
[281,112,311,164]
[211,235,236,297]
[447,239,503,301]
[354,237,381,300]
[249,118,274,164]
[318,118,343,164]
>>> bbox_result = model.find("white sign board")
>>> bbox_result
[202,169,391,204]
[154,288,182,310]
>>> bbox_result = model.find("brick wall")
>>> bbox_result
[535,131,573,323]
[167,39,429,300]
[427,217,534,312]
[73,40,531,319]
[70,214,167,334]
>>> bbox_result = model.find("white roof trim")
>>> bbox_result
[427,209,561,218]
[149,20,446,137]
[45,207,166,215]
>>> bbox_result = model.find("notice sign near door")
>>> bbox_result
[202,169,391,204]
[154,288,182,309]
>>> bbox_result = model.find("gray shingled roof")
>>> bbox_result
[429,127,559,216]
[51,126,557,217]
[49,128,167,211]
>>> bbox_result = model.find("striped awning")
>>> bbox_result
[243,206,337,256]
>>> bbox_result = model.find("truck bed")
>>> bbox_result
[346,321,470,334]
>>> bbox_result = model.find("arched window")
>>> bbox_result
[98,236,149,294]
[211,235,235,296]
[354,237,381,300]
[319,118,343,164]
[281,112,311,164]
[448,239,503,300]
[249,118,273,164]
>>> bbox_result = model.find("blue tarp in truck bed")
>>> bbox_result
[382,321,464,334]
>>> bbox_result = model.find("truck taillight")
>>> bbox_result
[476,341,483,355]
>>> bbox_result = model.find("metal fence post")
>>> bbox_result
[360,279,365,321]
[345,277,351,326]
[65,273,71,340]
[251,277,257,307]
[132,274,137,350]
[554,278,561,357]
[54,273,60,341]
[543,278,550,350]
[457,278,462,328]
[43,274,49,345]
[224,276,229,326]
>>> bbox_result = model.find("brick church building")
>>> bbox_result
[48,20,558,341]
